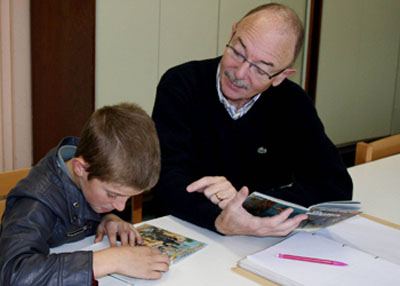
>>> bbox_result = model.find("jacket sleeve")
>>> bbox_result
[152,71,222,231]
[0,198,93,286]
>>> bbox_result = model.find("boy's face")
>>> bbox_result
[69,157,143,213]
[80,177,142,213]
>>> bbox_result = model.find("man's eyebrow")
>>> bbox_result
[238,37,247,50]
[237,36,274,68]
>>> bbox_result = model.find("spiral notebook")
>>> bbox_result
[238,218,400,286]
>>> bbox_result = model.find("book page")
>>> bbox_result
[243,192,308,217]
[241,232,400,286]
[317,216,400,265]
[243,192,361,230]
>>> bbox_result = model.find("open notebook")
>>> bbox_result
[238,217,400,286]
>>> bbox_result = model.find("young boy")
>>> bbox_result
[0,103,170,285]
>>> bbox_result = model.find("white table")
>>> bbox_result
[52,215,283,286]
[348,153,400,225]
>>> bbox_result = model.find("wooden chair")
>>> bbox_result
[0,168,31,219]
[131,193,143,224]
[354,134,400,165]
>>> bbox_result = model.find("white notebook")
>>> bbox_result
[239,223,400,286]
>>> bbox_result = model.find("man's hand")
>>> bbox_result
[186,176,237,209]
[95,213,142,247]
[215,187,308,236]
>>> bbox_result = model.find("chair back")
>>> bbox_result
[0,168,30,219]
[355,134,400,165]
[131,193,143,224]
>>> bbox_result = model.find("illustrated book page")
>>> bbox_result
[243,191,361,230]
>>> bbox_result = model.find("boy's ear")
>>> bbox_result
[72,157,89,177]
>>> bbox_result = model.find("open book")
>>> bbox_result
[242,191,361,230]
[238,224,400,286]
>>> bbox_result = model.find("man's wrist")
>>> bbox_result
[215,214,229,235]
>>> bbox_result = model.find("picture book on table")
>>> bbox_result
[136,224,206,263]
[109,224,207,285]
[242,191,361,231]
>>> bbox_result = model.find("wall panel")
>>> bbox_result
[316,0,400,144]
[158,0,219,79]
[95,0,160,113]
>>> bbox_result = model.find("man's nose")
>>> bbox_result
[235,60,251,79]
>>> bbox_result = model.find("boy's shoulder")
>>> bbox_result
[7,138,78,211]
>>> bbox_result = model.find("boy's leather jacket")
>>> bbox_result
[0,137,101,286]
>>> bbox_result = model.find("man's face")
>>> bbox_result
[219,13,296,108]
[80,175,142,213]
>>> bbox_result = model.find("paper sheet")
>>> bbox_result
[317,216,400,264]
[242,231,400,286]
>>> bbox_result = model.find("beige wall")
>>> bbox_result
[95,0,307,114]
[8,0,397,165]
[315,0,400,145]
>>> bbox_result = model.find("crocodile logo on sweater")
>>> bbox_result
[257,147,267,154]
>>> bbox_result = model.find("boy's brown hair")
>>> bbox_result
[75,102,160,190]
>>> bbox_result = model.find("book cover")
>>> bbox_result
[136,224,207,263]
[242,192,361,230]
[109,224,207,285]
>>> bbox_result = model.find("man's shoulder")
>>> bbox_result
[267,79,313,105]
[160,57,221,81]
[273,79,306,95]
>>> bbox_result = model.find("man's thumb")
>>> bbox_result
[231,186,249,207]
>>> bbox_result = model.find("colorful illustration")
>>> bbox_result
[137,224,206,263]
[243,192,362,231]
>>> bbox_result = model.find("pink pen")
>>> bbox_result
[278,253,348,266]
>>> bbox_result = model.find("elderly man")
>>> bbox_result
[152,3,352,236]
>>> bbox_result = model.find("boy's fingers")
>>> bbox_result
[94,229,105,243]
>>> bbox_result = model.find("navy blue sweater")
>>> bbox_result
[152,57,352,232]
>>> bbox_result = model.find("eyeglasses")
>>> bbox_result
[225,44,286,80]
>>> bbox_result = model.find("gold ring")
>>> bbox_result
[215,192,223,201]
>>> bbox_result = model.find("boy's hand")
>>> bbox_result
[93,246,170,279]
[95,213,142,246]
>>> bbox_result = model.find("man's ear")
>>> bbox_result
[271,68,296,87]
[72,157,89,177]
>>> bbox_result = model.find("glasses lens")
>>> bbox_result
[226,44,274,80]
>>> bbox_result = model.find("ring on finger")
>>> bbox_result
[215,192,223,201]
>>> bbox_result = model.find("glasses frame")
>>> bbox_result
[225,44,287,80]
